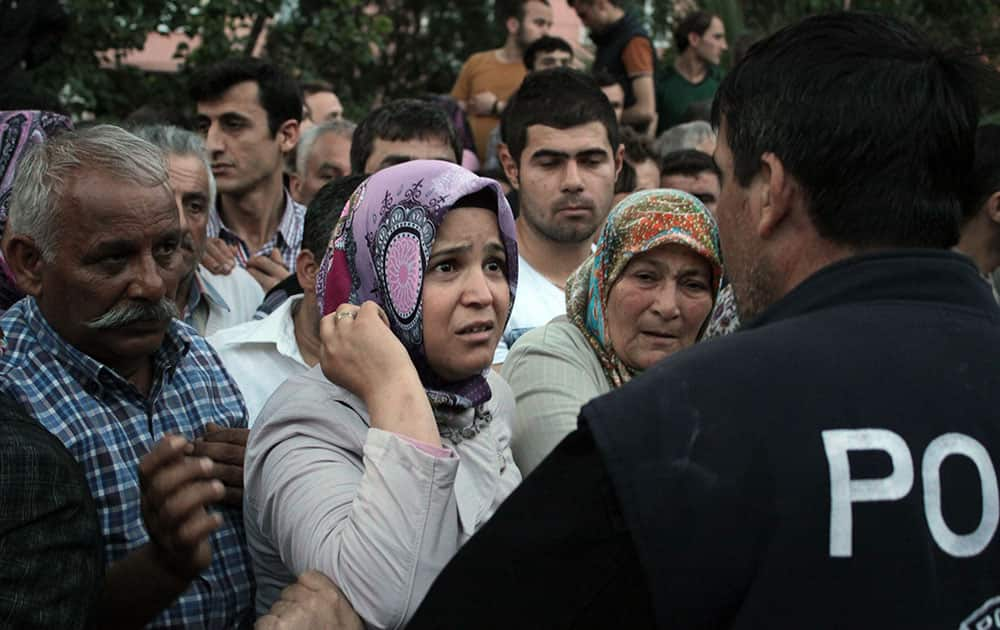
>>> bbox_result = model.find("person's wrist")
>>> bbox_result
[491,99,502,116]
[146,541,198,587]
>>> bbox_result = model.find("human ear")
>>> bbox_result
[985,191,1000,225]
[296,250,318,292]
[755,152,794,239]
[498,144,520,191]
[4,235,45,297]
[278,119,300,154]
[506,16,519,37]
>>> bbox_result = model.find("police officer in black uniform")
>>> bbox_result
[408,11,1000,630]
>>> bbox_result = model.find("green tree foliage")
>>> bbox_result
[29,0,499,123]
[27,0,999,122]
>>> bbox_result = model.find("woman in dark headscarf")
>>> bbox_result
[0,110,72,312]
[245,160,521,629]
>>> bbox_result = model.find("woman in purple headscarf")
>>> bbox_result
[0,110,72,312]
[244,160,521,629]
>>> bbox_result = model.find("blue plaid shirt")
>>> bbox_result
[0,298,254,628]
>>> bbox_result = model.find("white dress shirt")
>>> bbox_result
[208,295,309,425]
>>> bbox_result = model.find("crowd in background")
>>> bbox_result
[1,1,1000,629]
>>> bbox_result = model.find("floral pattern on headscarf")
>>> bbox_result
[317,160,518,410]
[0,110,73,311]
[564,188,723,389]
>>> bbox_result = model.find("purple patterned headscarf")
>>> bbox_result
[0,110,73,311]
[317,160,518,409]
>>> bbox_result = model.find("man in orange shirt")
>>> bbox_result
[570,0,656,136]
[450,0,553,162]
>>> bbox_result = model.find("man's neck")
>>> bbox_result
[516,216,594,288]
[174,270,196,317]
[674,50,708,83]
[499,38,523,64]
[956,219,1000,275]
[218,172,286,254]
[125,357,156,397]
[292,293,322,367]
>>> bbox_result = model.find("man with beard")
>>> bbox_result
[405,12,1000,629]
[493,68,622,366]
[0,125,254,628]
[135,125,263,336]
[451,0,553,162]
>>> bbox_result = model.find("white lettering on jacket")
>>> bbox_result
[821,429,998,558]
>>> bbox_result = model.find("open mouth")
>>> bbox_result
[457,321,495,335]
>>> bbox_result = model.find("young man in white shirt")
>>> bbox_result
[494,68,622,365]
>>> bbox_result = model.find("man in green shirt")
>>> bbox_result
[655,11,728,135]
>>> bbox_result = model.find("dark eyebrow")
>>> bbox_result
[428,243,472,260]
[220,112,251,124]
[575,148,610,160]
[529,149,570,162]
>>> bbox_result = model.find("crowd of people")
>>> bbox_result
[0,2,999,629]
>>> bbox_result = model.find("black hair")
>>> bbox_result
[966,124,1000,221]
[660,149,721,180]
[189,57,302,136]
[712,11,985,249]
[301,174,366,256]
[523,36,573,71]
[501,67,619,164]
[621,127,656,164]
[300,80,335,97]
[615,160,636,195]
[350,98,462,175]
[674,11,716,53]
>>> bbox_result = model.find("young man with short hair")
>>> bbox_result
[191,58,304,292]
[349,99,461,175]
[659,148,722,212]
[494,67,622,365]
[655,11,728,134]
[300,80,344,130]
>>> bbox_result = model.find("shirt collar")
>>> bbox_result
[208,189,299,246]
[187,267,232,314]
[238,294,305,363]
[744,250,996,330]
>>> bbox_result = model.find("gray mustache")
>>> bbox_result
[85,298,180,330]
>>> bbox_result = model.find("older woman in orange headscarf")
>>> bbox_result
[502,188,723,474]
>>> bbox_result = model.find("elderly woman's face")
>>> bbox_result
[606,243,714,370]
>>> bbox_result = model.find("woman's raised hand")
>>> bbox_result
[320,301,440,446]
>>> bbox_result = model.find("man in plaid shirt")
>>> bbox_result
[1,125,254,628]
